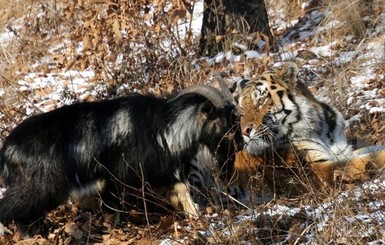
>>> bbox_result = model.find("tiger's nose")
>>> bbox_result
[242,124,254,136]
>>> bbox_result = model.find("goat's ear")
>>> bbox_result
[200,101,217,118]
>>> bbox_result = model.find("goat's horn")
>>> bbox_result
[214,73,234,103]
[214,73,242,115]
[176,85,228,108]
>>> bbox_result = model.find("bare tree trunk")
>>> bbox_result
[199,0,274,56]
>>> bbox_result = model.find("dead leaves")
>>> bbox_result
[57,0,202,91]
[347,111,385,146]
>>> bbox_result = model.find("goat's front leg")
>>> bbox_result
[166,182,199,218]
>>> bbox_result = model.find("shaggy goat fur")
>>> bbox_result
[0,89,242,236]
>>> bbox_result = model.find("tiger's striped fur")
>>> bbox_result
[188,62,385,206]
[238,61,352,162]
[233,61,385,198]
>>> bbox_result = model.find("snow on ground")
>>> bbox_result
[176,0,203,37]
[1,1,383,119]
[0,29,15,45]
[160,176,385,244]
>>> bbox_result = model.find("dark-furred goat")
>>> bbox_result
[0,85,243,236]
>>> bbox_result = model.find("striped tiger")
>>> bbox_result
[187,62,385,208]
[232,61,385,198]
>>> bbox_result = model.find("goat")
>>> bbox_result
[0,85,243,236]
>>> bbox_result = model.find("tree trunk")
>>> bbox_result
[199,0,274,56]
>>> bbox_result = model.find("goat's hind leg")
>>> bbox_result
[0,181,69,237]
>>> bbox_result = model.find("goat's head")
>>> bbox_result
[175,84,243,180]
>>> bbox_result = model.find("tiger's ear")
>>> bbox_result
[232,79,248,103]
[277,61,299,87]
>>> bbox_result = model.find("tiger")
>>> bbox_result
[187,62,385,208]
[232,61,385,198]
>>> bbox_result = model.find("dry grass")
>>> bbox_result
[0,0,35,28]
[316,0,385,41]
[0,0,66,80]
[326,0,368,38]
[308,0,385,146]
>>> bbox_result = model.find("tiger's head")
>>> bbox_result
[236,61,302,155]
